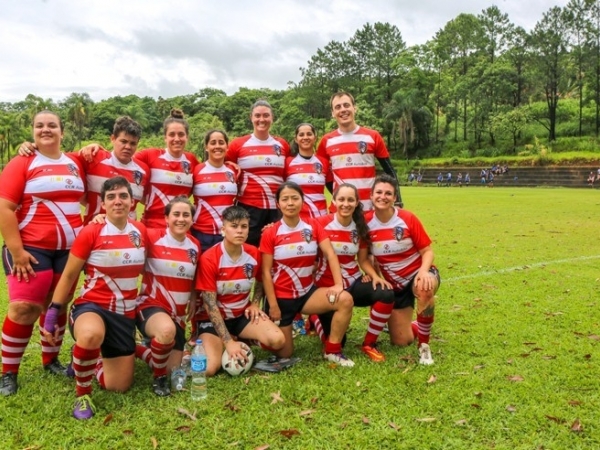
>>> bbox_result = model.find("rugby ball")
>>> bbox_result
[221,343,254,376]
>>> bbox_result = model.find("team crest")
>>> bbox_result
[187,248,198,265]
[67,163,80,178]
[358,141,367,154]
[181,161,191,175]
[313,162,323,175]
[132,170,143,186]
[272,144,282,157]
[128,230,142,248]
[243,263,254,280]
[225,171,235,184]
[394,226,404,242]
[350,229,359,245]
[301,228,312,243]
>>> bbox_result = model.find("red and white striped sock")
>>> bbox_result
[309,315,326,344]
[72,345,100,397]
[363,301,394,346]
[151,338,174,378]
[416,312,434,345]
[1,317,34,374]
[39,312,67,365]
[135,344,153,367]
[95,358,105,389]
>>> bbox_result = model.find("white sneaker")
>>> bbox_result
[324,352,355,367]
[419,343,434,365]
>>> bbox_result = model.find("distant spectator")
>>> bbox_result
[416,172,423,185]
[456,172,463,188]
[487,170,494,187]
[407,170,416,185]
[445,172,452,187]
[480,169,487,184]
[464,173,470,186]
[437,173,443,187]
[588,171,596,187]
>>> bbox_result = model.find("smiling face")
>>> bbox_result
[370,181,397,212]
[166,201,193,238]
[331,94,357,131]
[33,112,63,150]
[205,131,228,165]
[333,185,359,220]
[276,185,303,220]
[165,122,188,156]
[222,218,249,245]
[111,132,139,164]
[251,105,273,137]
[294,125,316,154]
[101,185,132,222]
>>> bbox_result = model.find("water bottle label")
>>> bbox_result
[191,357,207,372]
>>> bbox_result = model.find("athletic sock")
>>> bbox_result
[324,339,342,355]
[416,311,434,345]
[363,301,394,346]
[411,320,419,342]
[1,317,34,375]
[135,344,153,367]
[95,358,105,389]
[72,345,100,397]
[150,338,174,378]
[40,312,67,365]
[309,315,327,344]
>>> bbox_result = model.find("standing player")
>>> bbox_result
[285,123,328,221]
[317,91,402,210]
[42,176,147,419]
[135,196,200,396]
[0,110,85,396]
[366,174,439,365]
[226,100,290,246]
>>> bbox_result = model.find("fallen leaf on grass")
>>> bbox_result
[227,442,239,446]
[523,342,536,346]
[474,392,482,397]
[388,422,401,430]
[542,355,556,360]
[506,405,517,413]
[299,409,316,416]
[416,417,436,422]
[473,364,485,371]
[402,367,412,374]
[102,413,113,426]
[531,347,542,352]
[427,375,437,384]
[568,400,583,406]
[175,426,191,433]
[310,397,318,404]
[290,399,302,406]
[177,408,198,421]
[270,391,284,404]
[471,404,481,409]
[356,381,361,387]
[278,429,300,439]
[254,445,270,450]
[362,416,370,424]
[122,430,134,436]
[328,363,338,369]
[571,419,583,432]
[506,359,513,364]
[455,419,467,426]
[225,400,240,412]
[22,446,41,450]
[340,422,348,429]
[588,335,600,341]
[584,354,592,360]
[507,375,524,382]
[545,415,565,424]
[243,377,250,385]
[151,437,158,449]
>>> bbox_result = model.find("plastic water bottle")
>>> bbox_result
[190,339,207,400]
[170,365,187,392]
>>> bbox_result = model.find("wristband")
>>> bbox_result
[48,302,62,310]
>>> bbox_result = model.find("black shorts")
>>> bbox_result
[265,285,317,327]
[196,315,252,338]
[2,245,69,275]
[190,229,223,253]
[70,303,136,358]
[237,203,280,247]
[137,306,186,351]
[393,267,441,310]
[348,278,395,307]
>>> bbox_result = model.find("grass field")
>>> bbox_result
[1,186,599,449]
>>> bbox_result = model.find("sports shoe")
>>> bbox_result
[152,375,171,397]
[361,343,386,362]
[0,372,18,396]
[418,343,434,365]
[253,355,301,373]
[43,357,68,376]
[73,394,96,420]
[324,352,355,367]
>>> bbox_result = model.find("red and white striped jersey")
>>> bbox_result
[195,242,260,320]
[365,208,432,291]
[134,148,199,229]
[226,134,289,209]
[73,150,149,225]
[317,126,389,211]
[0,152,85,250]
[192,162,238,234]
[259,218,326,299]
[284,154,328,220]
[137,228,200,328]
[314,214,365,289]
[71,220,147,318]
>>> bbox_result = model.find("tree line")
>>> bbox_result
[1,1,599,166]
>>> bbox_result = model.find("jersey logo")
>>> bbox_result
[187,248,198,265]
[394,226,404,241]
[181,161,191,175]
[358,141,367,154]
[313,162,323,175]
[243,263,254,280]
[301,228,313,243]
[133,170,143,186]
[67,163,80,178]
[350,229,359,245]
[225,171,235,184]
[272,144,282,157]
[128,230,142,248]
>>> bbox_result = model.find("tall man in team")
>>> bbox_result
[317,91,403,210]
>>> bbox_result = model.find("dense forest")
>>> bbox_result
[2,1,600,166]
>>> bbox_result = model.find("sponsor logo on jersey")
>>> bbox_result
[225,171,235,184]
[133,170,143,185]
[358,141,367,154]
[181,161,191,175]
[128,230,142,248]
[350,229,359,245]
[313,162,323,175]
[301,228,312,243]
[273,144,282,157]
[394,226,404,241]
[243,263,254,279]
[187,248,198,265]
[67,163,80,178]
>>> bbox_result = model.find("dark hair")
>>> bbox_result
[204,129,229,146]
[101,176,132,200]
[276,181,304,202]
[113,116,142,139]
[330,91,355,109]
[333,183,370,245]
[290,122,316,156]
[163,108,189,135]
[222,205,250,223]
[165,195,195,217]
[33,110,64,132]
[250,99,273,116]
[371,174,398,198]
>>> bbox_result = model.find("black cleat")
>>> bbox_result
[152,375,171,397]
[0,372,18,396]
[44,358,68,376]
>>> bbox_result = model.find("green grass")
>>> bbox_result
[1,186,600,449]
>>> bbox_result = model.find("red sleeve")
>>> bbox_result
[316,136,332,182]
[224,161,242,183]
[0,156,28,204]
[70,224,100,261]
[246,244,262,282]
[185,152,200,168]
[311,218,327,244]
[373,131,390,159]
[275,136,290,157]
[195,247,218,292]
[401,210,432,250]
[258,223,276,255]
[317,155,329,180]
[225,138,241,163]
[133,148,157,165]
[284,156,294,179]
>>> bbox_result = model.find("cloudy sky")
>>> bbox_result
[0,0,568,103]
